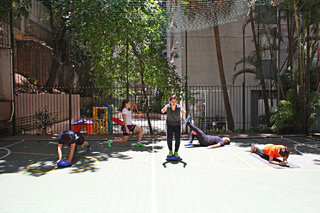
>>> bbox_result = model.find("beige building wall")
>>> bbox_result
[168,19,265,129]
[178,19,257,86]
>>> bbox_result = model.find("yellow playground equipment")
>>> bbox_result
[93,107,108,134]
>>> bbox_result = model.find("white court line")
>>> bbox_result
[4,140,25,148]
[0,140,24,160]
[282,137,320,160]
[151,141,157,213]
[0,148,11,160]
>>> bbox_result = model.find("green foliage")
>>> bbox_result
[70,0,183,97]
[33,106,55,134]
[233,51,259,84]
[0,0,31,19]
[309,92,320,125]
[270,89,303,133]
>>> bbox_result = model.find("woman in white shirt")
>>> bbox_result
[106,100,144,147]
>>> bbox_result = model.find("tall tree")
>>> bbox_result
[42,0,72,88]
[249,6,271,126]
[70,0,183,133]
[213,26,235,130]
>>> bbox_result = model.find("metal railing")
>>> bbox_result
[8,84,295,135]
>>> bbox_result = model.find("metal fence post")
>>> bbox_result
[242,22,246,131]
[10,9,16,135]
[185,30,188,133]
[277,7,281,135]
[69,87,72,130]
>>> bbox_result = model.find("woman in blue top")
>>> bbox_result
[161,95,186,159]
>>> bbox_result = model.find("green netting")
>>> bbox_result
[163,0,280,32]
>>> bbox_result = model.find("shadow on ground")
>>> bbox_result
[0,139,163,177]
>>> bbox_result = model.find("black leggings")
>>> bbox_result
[166,124,181,152]
[187,122,212,146]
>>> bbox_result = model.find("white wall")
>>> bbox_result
[177,19,258,86]
[167,18,273,129]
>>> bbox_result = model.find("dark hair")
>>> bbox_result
[120,100,130,111]
[169,95,177,101]
[279,147,290,158]
[60,134,72,145]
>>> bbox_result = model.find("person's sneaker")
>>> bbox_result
[136,142,145,147]
[251,144,256,153]
[184,115,191,124]
[87,145,92,153]
[167,151,174,160]
[174,152,180,158]
[185,142,193,147]
[173,152,181,160]
[106,140,112,148]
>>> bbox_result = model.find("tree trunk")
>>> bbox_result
[287,12,294,86]
[293,0,306,133]
[131,42,153,134]
[45,6,69,88]
[213,26,235,130]
[249,7,271,126]
[305,15,311,133]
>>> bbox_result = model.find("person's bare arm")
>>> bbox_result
[57,144,63,161]
[66,144,76,162]
[181,108,186,114]
[122,113,130,134]
[207,144,221,149]
[269,156,287,166]
[161,106,167,113]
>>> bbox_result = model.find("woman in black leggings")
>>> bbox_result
[161,95,186,159]
[184,117,230,149]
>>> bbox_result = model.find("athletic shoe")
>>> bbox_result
[185,142,193,147]
[173,152,181,160]
[174,152,180,158]
[251,144,256,153]
[87,145,92,153]
[184,115,191,124]
[136,142,145,147]
[106,140,112,148]
[167,151,173,157]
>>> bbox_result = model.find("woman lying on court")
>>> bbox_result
[184,116,231,149]
[57,130,91,163]
[251,143,290,166]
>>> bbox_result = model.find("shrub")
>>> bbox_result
[33,106,55,134]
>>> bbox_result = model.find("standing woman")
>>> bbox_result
[106,100,144,147]
[161,95,186,160]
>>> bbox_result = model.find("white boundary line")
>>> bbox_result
[0,140,24,160]
[4,140,25,148]
[0,148,11,160]
[151,141,157,213]
[282,137,320,159]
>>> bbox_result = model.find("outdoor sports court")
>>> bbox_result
[1,135,320,213]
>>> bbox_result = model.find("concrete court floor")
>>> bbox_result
[0,136,320,213]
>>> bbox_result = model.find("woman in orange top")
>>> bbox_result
[251,144,290,166]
